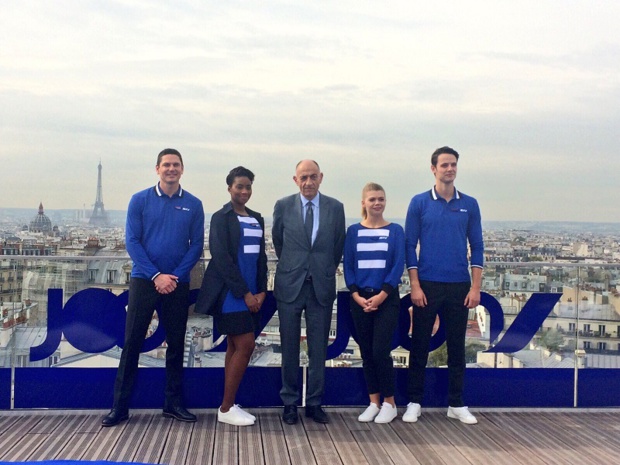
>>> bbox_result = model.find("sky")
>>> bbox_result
[2,1,619,222]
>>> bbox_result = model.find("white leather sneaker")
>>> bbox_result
[374,402,397,424]
[234,404,256,421]
[218,405,255,426]
[358,403,380,422]
[447,406,477,424]
[402,402,421,423]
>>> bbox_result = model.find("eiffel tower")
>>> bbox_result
[89,160,109,226]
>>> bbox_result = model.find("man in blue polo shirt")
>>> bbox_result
[403,146,483,425]
[102,148,205,427]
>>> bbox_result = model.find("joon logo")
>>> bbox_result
[30,289,561,362]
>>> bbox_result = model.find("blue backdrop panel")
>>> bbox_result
[577,369,620,407]
[15,368,122,409]
[461,368,574,407]
[0,369,10,409]
[12,367,583,409]
[327,368,575,408]
[183,367,285,408]
[13,367,289,409]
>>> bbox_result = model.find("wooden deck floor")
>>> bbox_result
[0,408,619,464]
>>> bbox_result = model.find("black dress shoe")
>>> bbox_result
[101,409,129,427]
[282,405,298,425]
[163,405,197,422]
[305,405,329,424]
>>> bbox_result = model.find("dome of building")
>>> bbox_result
[30,202,53,233]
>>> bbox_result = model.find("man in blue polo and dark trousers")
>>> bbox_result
[102,148,204,427]
[404,146,483,425]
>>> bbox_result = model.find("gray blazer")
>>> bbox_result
[272,193,345,307]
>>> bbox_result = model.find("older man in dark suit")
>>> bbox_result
[273,159,345,424]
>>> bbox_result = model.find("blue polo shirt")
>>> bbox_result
[405,186,483,283]
[126,183,205,283]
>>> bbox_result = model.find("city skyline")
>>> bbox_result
[2,2,619,222]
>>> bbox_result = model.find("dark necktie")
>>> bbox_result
[305,202,314,244]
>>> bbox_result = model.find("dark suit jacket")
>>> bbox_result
[272,192,345,307]
[195,202,268,315]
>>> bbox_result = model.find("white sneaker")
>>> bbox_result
[218,405,254,426]
[358,403,380,422]
[447,406,477,425]
[374,402,397,424]
[234,404,256,421]
[402,402,421,423]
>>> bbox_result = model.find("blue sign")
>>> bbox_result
[30,289,561,361]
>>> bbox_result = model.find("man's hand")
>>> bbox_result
[464,288,480,309]
[410,286,427,308]
[154,274,178,294]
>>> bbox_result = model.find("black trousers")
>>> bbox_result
[113,278,190,410]
[350,288,399,398]
[407,281,470,407]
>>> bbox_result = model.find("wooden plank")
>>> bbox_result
[79,415,136,461]
[324,412,370,465]
[571,412,620,449]
[390,417,447,465]
[397,412,472,465]
[56,432,98,461]
[487,412,569,465]
[539,412,619,464]
[0,414,22,433]
[159,416,194,465]
[300,409,343,465]
[2,415,63,462]
[351,430,395,465]
[213,420,238,464]
[340,409,371,432]
[0,415,45,461]
[367,421,420,465]
[239,413,265,465]
[28,414,89,462]
[133,413,171,464]
[305,428,343,465]
[186,412,217,465]
[56,414,102,460]
[282,415,316,465]
[77,413,106,433]
[260,411,291,464]
[424,412,498,465]
[471,412,547,465]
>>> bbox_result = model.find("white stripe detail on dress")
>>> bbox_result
[244,228,263,237]
[357,228,390,237]
[357,243,388,252]
[244,245,260,254]
[358,259,386,269]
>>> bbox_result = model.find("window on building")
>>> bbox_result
[599,325,606,336]
[88,269,97,283]
[568,323,576,332]
[583,324,591,333]
[583,341,591,349]
[598,342,607,351]
[106,270,116,284]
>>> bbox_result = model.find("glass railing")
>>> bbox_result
[1,256,619,409]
